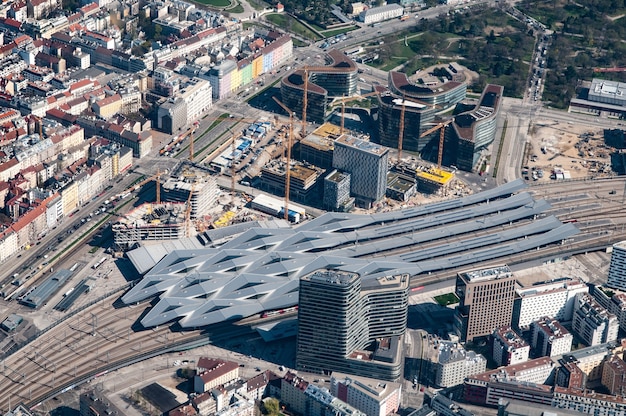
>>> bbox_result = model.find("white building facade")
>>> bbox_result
[514,277,589,329]
[608,241,626,291]
[359,4,404,24]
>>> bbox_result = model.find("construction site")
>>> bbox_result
[525,120,618,182]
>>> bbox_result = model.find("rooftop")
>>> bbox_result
[460,265,513,283]
[335,134,387,155]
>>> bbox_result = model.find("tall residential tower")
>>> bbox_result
[296,269,409,380]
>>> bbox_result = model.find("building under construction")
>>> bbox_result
[112,202,191,250]
[259,159,325,203]
[160,162,218,220]
[416,168,454,194]
[298,123,340,169]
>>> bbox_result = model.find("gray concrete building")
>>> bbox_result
[296,269,409,380]
[332,135,389,208]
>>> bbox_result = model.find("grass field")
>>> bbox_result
[434,293,459,306]
[320,26,358,38]
[265,13,321,40]
[227,2,244,13]
[193,0,230,6]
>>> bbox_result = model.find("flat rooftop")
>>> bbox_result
[335,134,387,155]
[416,168,454,186]
[460,265,513,283]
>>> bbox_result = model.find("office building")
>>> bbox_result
[323,170,353,211]
[424,338,487,388]
[570,78,626,119]
[281,50,358,123]
[296,269,409,381]
[572,293,618,346]
[359,4,404,24]
[513,277,588,329]
[330,372,402,416]
[449,84,503,171]
[492,326,529,367]
[332,135,389,207]
[496,399,583,416]
[377,68,466,157]
[454,265,516,342]
[608,241,626,291]
[530,316,573,358]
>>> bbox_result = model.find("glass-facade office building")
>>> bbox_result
[280,50,358,123]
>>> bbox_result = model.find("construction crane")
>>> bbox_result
[225,126,243,201]
[398,94,407,163]
[189,121,200,162]
[119,170,167,198]
[160,125,196,156]
[333,91,380,134]
[302,68,308,137]
[155,168,161,204]
[273,96,294,221]
[296,59,372,137]
[185,181,195,238]
[419,119,454,167]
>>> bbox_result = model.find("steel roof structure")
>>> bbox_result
[122,179,579,328]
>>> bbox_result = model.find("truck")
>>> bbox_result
[400,14,410,21]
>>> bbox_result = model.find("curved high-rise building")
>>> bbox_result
[450,84,503,171]
[296,269,409,381]
[378,69,467,155]
[280,50,358,123]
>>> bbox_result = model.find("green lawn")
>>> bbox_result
[292,38,308,47]
[247,0,269,10]
[227,2,244,12]
[193,0,230,6]
[321,26,358,38]
[434,293,460,306]
[265,13,321,40]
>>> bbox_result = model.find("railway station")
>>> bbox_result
[122,179,579,328]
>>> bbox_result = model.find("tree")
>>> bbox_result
[263,398,281,416]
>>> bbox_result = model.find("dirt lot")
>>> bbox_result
[524,120,614,182]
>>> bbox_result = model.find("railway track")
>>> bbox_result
[2,179,626,409]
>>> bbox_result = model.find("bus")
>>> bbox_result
[92,257,106,270]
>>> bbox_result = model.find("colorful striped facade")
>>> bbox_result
[208,34,292,99]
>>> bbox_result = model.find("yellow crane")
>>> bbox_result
[185,181,195,238]
[273,96,294,221]
[189,121,200,162]
[225,126,243,201]
[419,119,454,168]
[398,94,407,163]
